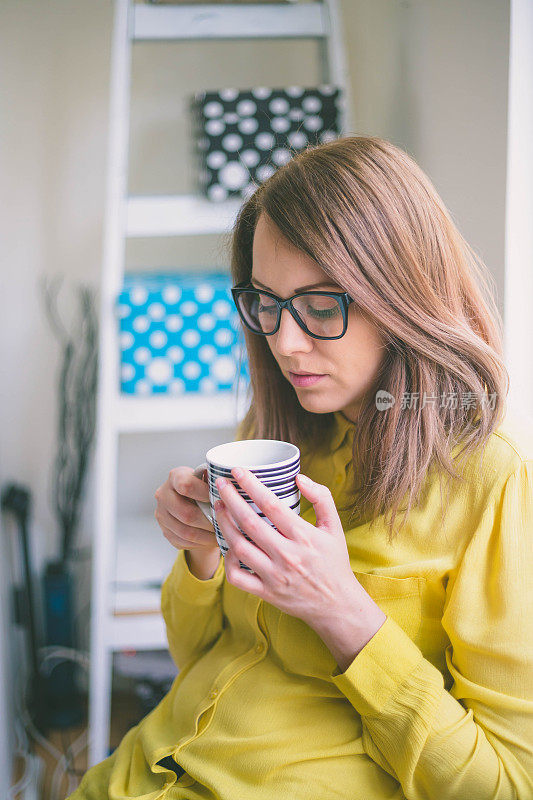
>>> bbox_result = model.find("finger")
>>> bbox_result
[170,469,210,504]
[227,469,301,540]
[224,545,266,596]
[216,500,273,575]
[215,479,286,560]
[296,474,339,530]
[161,492,214,533]
[156,508,217,548]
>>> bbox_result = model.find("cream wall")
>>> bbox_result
[0,0,509,627]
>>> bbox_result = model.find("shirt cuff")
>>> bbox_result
[163,548,225,606]
[329,615,425,717]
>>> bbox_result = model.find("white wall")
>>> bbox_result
[0,0,509,645]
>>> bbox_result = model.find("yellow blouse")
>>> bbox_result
[70,410,533,799]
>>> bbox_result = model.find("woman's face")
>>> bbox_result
[251,213,387,423]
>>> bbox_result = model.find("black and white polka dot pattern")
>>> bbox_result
[191,85,342,201]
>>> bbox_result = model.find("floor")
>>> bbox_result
[12,691,141,800]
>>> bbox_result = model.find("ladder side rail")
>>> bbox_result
[320,0,353,134]
[88,0,133,767]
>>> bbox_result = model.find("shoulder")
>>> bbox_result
[472,408,533,480]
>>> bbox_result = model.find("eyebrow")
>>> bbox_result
[250,277,341,293]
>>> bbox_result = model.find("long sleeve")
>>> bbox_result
[160,547,226,672]
[330,459,533,799]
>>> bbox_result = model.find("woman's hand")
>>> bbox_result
[154,467,219,555]
[214,468,387,668]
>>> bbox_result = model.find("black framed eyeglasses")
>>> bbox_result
[231,281,354,340]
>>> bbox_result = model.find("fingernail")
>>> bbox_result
[214,499,224,511]
[232,467,244,479]
[217,477,228,488]
[297,474,311,484]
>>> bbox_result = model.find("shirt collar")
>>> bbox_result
[330,410,355,453]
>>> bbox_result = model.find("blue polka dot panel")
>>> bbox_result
[191,85,343,201]
[116,271,250,395]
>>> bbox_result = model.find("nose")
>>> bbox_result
[273,307,313,356]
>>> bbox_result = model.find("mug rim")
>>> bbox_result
[206,439,300,470]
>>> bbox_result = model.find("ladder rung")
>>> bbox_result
[133,3,328,41]
[126,194,243,237]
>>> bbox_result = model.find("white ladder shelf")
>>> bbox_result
[89,0,351,767]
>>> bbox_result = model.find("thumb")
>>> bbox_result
[296,474,339,531]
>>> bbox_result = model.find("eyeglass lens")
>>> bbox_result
[237,290,344,338]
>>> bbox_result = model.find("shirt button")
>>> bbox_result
[210,688,218,699]
[255,642,265,653]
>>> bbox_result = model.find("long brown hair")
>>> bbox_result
[230,136,509,542]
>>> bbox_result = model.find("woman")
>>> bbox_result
[71,137,533,799]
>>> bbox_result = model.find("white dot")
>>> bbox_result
[237,99,257,116]
[302,96,322,113]
[133,347,151,365]
[166,315,183,332]
[147,302,165,320]
[288,108,304,122]
[183,361,202,380]
[198,313,216,331]
[195,284,215,303]
[269,97,289,115]
[255,132,275,151]
[252,87,272,99]
[180,300,198,316]
[241,149,260,167]
[213,299,232,318]
[256,164,276,182]
[214,328,233,347]
[223,112,239,125]
[320,130,338,144]
[219,162,248,190]
[121,363,135,381]
[137,379,151,396]
[132,316,150,334]
[222,133,243,152]
[199,377,216,394]
[271,116,290,133]
[199,344,217,362]
[288,131,307,149]
[212,356,236,382]
[272,148,291,166]
[130,287,148,306]
[182,329,201,348]
[169,379,185,395]
[149,330,168,349]
[207,151,227,169]
[120,331,134,350]
[286,86,304,98]
[205,119,225,136]
[116,304,131,319]
[204,101,223,118]
[243,182,257,199]
[167,346,184,363]
[208,184,228,201]
[147,358,172,384]
[162,286,182,304]
[219,88,238,101]
[238,117,258,135]
[304,115,322,132]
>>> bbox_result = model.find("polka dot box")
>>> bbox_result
[191,85,342,201]
[116,271,250,395]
